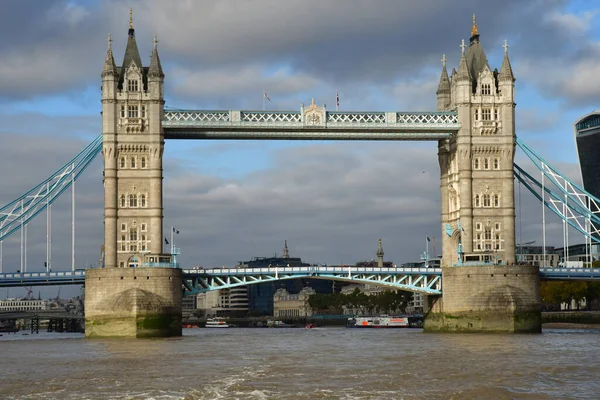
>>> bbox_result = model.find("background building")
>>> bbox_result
[273,287,315,318]
[574,111,600,202]
[574,112,600,250]
[515,246,559,267]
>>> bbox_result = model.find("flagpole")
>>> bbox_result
[263,89,265,111]
[170,226,174,255]
[426,236,429,265]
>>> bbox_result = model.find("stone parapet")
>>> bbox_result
[424,265,541,333]
[85,268,182,338]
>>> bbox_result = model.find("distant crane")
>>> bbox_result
[25,286,34,300]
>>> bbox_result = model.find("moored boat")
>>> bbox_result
[205,317,229,328]
[266,320,288,328]
[346,315,410,328]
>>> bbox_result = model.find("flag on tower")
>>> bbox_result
[264,92,272,102]
[427,236,431,242]
[164,238,169,245]
[173,227,180,234]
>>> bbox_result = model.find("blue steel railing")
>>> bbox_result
[143,263,180,269]
[1,266,600,289]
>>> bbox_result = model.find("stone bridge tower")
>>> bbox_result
[87,12,181,338]
[437,16,516,267]
[426,16,540,333]
[101,12,165,269]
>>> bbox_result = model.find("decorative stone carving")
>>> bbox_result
[303,98,324,126]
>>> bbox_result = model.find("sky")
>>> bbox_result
[1,0,599,298]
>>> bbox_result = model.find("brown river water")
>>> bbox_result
[1,327,599,399]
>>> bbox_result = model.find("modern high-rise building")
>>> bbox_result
[573,111,600,251]
[574,111,600,200]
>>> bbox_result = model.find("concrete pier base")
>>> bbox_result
[424,265,541,333]
[84,268,182,338]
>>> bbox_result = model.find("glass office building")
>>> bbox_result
[574,111,600,247]
[574,111,600,198]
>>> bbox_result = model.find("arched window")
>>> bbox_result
[141,106,146,118]
[131,157,136,168]
[140,194,146,207]
[474,109,479,121]
[474,158,480,169]
[120,157,126,168]
[493,158,500,170]
[129,228,137,241]
[141,157,146,168]
[129,194,137,208]
[120,195,126,207]
[493,194,500,207]
[120,106,125,118]
[474,194,480,207]
[483,194,491,207]
[483,158,489,170]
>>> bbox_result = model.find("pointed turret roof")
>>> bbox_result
[436,54,450,95]
[101,33,118,78]
[499,40,515,82]
[456,41,472,82]
[118,9,145,88]
[465,14,489,87]
[148,34,164,78]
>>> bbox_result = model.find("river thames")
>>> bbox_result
[1,327,599,399]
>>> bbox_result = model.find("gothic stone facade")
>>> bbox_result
[436,22,516,267]
[101,26,165,269]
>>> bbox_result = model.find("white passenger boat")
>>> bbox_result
[205,317,229,328]
[346,315,410,328]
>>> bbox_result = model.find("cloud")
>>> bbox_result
[0,0,586,105]
[2,0,599,298]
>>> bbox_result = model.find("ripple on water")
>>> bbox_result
[1,328,600,399]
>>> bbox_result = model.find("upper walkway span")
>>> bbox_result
[162,109,459,140]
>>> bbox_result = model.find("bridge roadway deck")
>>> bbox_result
[162,110,459,140]
[0,267,598,291]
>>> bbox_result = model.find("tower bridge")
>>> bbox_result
[3,13,600,337]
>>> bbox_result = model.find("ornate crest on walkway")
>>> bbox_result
[303,98,324,126]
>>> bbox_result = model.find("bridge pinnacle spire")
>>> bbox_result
[437,55,450,93]
[148,33,164,78]
[456,42,471,82]
[101,33,118,78]
[471,13,479,38]
[499,39,515,82]
[283,240,289,258]
[437,54,451,110]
